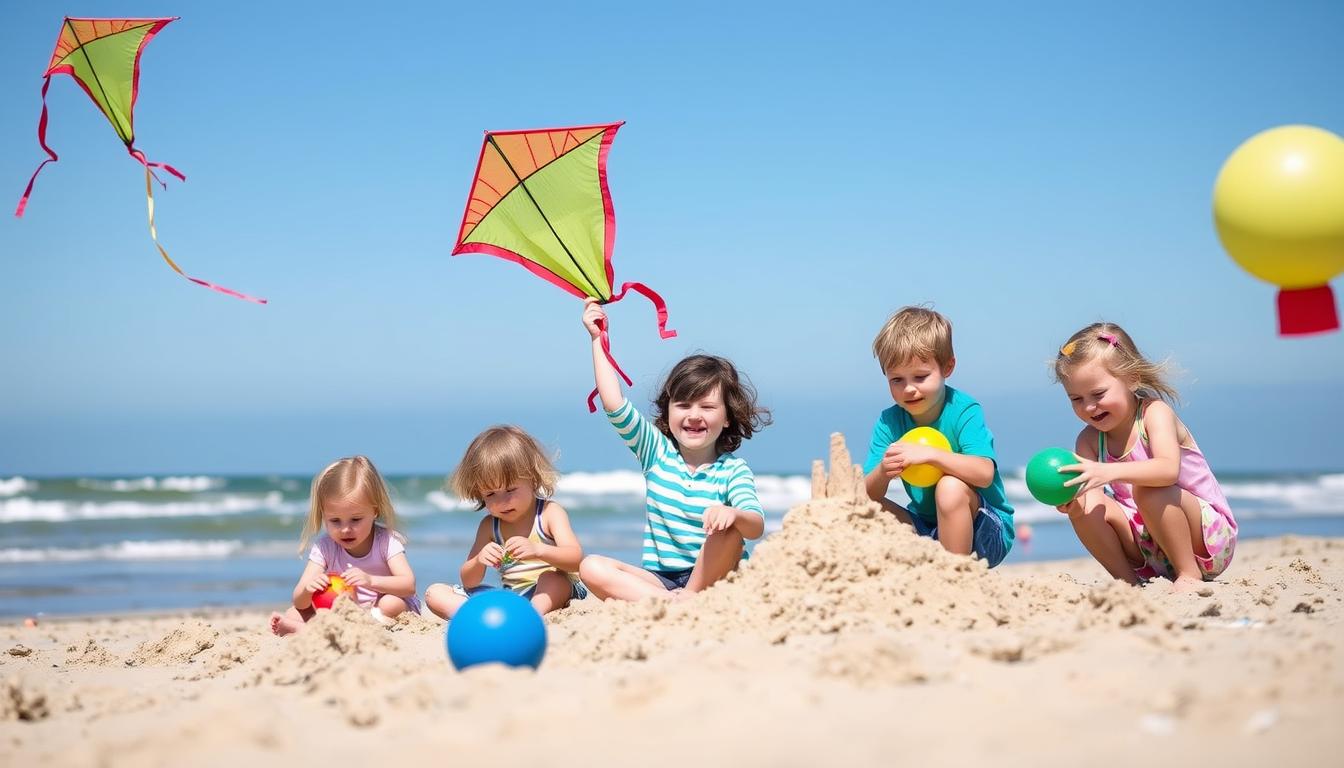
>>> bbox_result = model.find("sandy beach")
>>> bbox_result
[3,437,1342,767]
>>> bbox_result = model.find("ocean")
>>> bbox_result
[3,469,1342,617]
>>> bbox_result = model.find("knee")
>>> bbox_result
[1131,484,1173,509]
[578,555,612,585]
[934,476,975,518]
[536,569,568,590]
[1067,488,1105,518]
[424,583,452,610]
[705,527,745,547]
[376,594,407,617]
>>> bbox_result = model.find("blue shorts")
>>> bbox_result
[909,500,1012,568]
[452,579,588,602]
[645,568,694,590]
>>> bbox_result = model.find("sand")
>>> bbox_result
[3,435,1342,766]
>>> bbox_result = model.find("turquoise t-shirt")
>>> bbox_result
[862,385,1014,540]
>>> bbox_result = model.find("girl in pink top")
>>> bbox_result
[1052,323,1237,591]
[269,456,419,636]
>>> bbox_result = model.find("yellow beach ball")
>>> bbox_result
[898,426,951,488]
[1213,124,1344,336]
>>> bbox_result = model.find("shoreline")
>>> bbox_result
[5,464,1343,767]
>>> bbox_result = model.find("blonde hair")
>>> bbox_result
[872,305,954,370]
[298,455,403,555]
[450,426,558,509]
[1053,322,1180,404]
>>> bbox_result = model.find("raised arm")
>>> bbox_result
[583,298,625,413]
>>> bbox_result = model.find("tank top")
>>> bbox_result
[492,498,580,593]
[1098,399,1236,532]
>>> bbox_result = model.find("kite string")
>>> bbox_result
[585,281,677,412]
[143,167,268,304]
[14,77,60,218]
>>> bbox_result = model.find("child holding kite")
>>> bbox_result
[578,299,772,600]
[270,456,419,636]
[424,426,587,619]
[1050,323,1236,589]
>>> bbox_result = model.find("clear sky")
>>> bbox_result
[2,1,1342,476]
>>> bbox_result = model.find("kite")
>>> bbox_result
[452,122,675,410]
[14,16,265,304]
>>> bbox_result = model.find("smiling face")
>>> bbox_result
[668,385,729,458]
[1062,358,1139,433]
[322,495,377,557]
[885,355,954,423]
[479,480,537,523]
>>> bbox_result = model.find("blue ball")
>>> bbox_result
[446,589,547,671]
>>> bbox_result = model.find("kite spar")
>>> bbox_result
[452,122,675,410]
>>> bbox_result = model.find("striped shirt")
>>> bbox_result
[606,399,763,571]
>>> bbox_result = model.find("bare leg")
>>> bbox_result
[1062,488,1144,584]
[685,528,746,593]
[579,555,671,601]
[375,594,408,619]
[424,583,468,620]
[269,606,313,637]
[933,476,979,555]
[530,570,575,615]
[1133,485,1209,590]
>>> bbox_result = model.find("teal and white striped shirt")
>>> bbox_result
[606,399,764,571]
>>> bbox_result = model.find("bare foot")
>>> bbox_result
[269,611,302,636]
[1171,576,1204,594]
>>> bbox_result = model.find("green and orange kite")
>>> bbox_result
[453,123,676,410]
[15,16,264,303]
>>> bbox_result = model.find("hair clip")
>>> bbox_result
[1059,341,1077,356]
[1097,332,1119,347]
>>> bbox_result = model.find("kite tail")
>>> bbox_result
[585,282,676,412]
[15,77,60,218]
[608,281,677,339]
[129,147,186,190]
[143,167,267,304]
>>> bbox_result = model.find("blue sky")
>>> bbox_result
[1,2,1342,476]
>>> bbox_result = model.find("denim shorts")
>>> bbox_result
[910,500,1012,568]
[645,568,694,590]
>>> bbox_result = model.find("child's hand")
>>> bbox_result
[1059,458,1114,495]
[340,567,372,588]
[303,572,331,595]
[892,442,939,468]
[503,536,540,561]
[582,298,606,340]
[702,505,737,533]
[476,542,505,569]
[877,442,913,479]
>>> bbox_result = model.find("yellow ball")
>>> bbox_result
[1213,125,1344,288]
[898,426,951,488]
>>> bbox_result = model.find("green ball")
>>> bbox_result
[1025,447,1081,506]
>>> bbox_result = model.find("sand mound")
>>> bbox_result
[550,434,1173,665]
[253,595,398,689]
[127,621,218,666]
[64,639,118,667]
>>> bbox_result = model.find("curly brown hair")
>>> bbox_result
[652,354,771,455]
